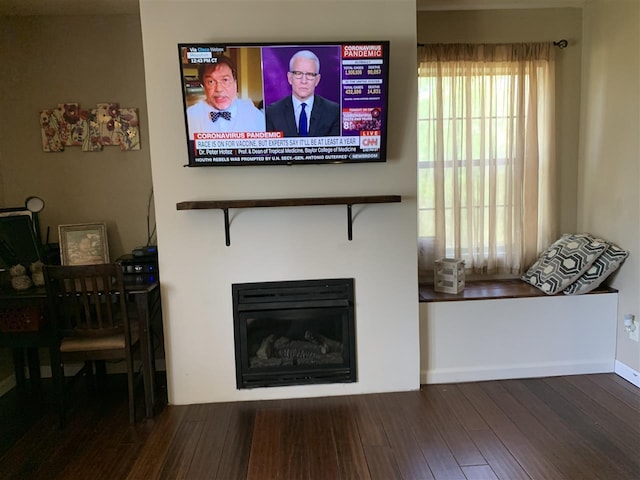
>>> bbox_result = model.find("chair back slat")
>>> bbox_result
[44,264,129,338]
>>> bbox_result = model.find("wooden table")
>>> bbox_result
[125,280,163,417]
[0,281,163,418]
[0,288,55,390]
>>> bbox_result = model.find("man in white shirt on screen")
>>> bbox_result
[186,55,265,136]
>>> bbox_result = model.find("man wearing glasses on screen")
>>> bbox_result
[266,50,340,137]
[186,55,265,136]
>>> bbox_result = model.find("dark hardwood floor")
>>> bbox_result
[0,373,638,479]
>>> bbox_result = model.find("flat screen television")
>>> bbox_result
[177,41,390,167]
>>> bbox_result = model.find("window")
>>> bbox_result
[418,43,558,281]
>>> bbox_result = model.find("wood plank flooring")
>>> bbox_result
[0,373,638,479]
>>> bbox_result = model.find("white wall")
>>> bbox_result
[579,0,640,374]
[139,0,420,404]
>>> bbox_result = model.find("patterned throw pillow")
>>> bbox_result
[563,242,629,295]
[521,233,608,295]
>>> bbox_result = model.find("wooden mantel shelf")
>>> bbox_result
[176,195,401,246]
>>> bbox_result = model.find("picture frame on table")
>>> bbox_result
[58,223,109,266]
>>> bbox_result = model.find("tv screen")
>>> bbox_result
[177,41,390,167]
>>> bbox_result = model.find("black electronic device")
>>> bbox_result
[0,214,42,268]
[132,245,158,257]
[116,254,159,284]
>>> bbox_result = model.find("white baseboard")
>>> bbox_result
[0,365,82,397]
[0,374,16,397]
[46,360,167,375]
[0,359,166,397]
[422,360,614,384]
[614,360,640,388]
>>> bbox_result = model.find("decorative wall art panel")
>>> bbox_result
[39,103,140,152]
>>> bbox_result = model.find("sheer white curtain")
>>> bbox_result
[418,43,558,281]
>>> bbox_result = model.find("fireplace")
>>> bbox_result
[232,278,356,389]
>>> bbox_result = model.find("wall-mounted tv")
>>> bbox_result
[177,41,390,167]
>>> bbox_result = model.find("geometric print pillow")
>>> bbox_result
[563,241,629,295]
[521,233,608,295]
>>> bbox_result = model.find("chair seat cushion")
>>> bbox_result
[60,323,139,352]
[61,334,125,352]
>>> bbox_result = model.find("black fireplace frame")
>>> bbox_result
[232,278,356,389]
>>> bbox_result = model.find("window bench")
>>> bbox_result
[419,278,617,303]
[418,279,618,385]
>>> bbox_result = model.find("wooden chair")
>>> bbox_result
[43,263,140,425]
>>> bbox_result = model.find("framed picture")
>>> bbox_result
[58,223,109,266]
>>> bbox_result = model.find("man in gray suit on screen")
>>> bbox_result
[266,50,340,137]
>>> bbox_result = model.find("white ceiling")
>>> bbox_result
[0,0,139,16]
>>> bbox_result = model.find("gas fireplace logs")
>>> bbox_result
[250,330,343,368]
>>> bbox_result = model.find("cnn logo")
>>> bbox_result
[361,136,380,148]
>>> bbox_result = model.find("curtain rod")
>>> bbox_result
[417,39,569,49]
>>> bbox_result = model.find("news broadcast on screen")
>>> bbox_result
[178,41,390,167]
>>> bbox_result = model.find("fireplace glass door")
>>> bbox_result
[233,279,356,389]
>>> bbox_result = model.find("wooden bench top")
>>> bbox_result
[419,279,617,303]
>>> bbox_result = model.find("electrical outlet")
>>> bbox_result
[623,314,639,342]
[630,320,640,342]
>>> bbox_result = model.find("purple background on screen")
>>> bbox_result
[262,45,342,107]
